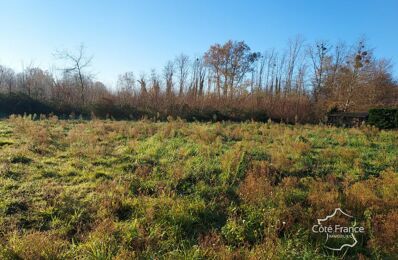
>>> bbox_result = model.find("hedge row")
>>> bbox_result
[0,93,53,117]
[368,108,398,129]
[0,93,268,122]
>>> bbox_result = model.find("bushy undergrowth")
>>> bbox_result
[368,108,398,129]
[0,115,397,259]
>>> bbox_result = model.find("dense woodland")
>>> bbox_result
[0,38,397,122]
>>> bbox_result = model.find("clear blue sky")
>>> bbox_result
[0,0,397,87]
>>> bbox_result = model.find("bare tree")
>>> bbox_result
[117,72,136,93]
[163,60,174,99]
[0,66,5,92]
[264,49,276,92]
[149,69,161,109]
[0,66,15,94]
[274,51,286,95]
[255,52,266,90]
[175,54,189,97]
[341,40,371,111]
[308,41,329,102]
[285,36,304,92]
[117,72,136,105]
[55,44,93,105]
[190,57,206,97]
[137,73,147,95]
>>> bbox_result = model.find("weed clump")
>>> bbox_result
[10,155,32,164]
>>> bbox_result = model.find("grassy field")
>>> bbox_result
[0,116,397,259]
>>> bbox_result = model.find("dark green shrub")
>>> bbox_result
[10,155,32,164]
[94,171,112,180]
[0,93,52,117]
[115,203,133,221]
[175,175,197,195]
[5,201,29,215]
[368,108,398,129]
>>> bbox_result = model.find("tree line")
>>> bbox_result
[0,38,397,122]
